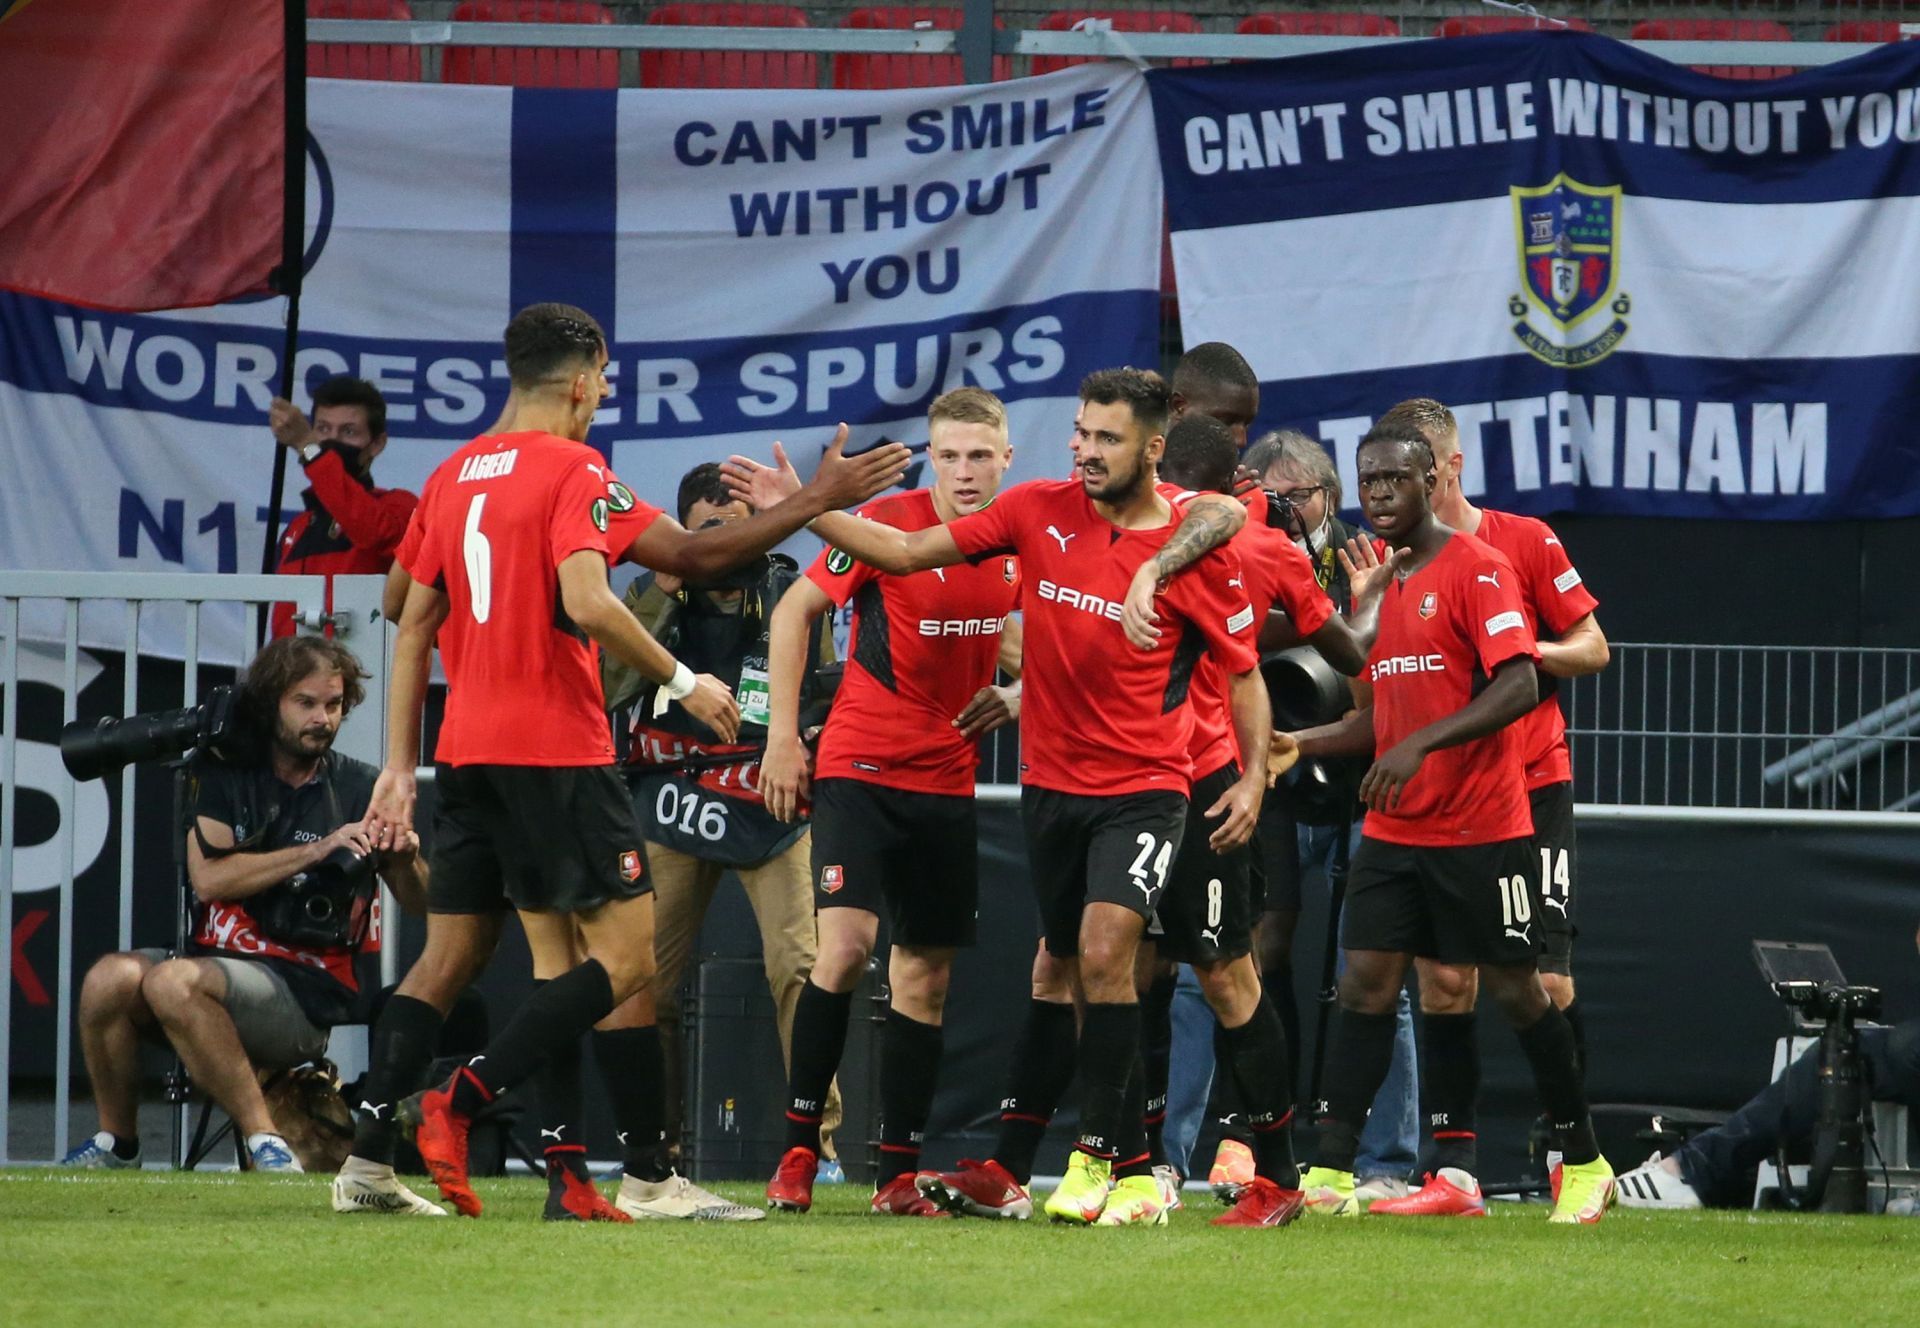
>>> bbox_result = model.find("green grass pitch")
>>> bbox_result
[4,1170,1918,1326]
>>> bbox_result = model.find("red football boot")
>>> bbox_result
[1211,1176,1307,1228]
[766,1146,818,1213]
[414,1074,482,1217]
[544,1158,633,1223]
[1367,1168,1487,1218]
[871,1174,954,1218]
[913,1158,1033,1220]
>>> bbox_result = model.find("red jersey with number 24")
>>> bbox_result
[399,431,662,767]
[1364,533,1539,847]
[1470,509,1600,791]
[948,479,1258,798]
[809,489,1020,796]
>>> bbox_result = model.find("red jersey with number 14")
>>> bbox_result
[809,489,1020,796]
[948,479,1259,798]
[1364,533,1539,847]
[400,431,662,767]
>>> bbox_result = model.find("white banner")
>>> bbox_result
[0,67,1162,659]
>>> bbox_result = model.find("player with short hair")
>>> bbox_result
[334,302,907,1220]
[1169,341,1261,450]
[761,386,1022,1218]
[1281,421,1615,1224]
[1362,397,1609,1216]
[727,368,1260,1226]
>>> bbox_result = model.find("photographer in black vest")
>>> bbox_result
[601,462,841,1163]
[65,636,427,1173]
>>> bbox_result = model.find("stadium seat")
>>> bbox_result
[308,0,423,82]
[442,0,620,89]
[642,4,818,89]
[833,8,1010,89]
[1237,12,1400,37]
[1824,21,1920,43]
[1630,19,1794,81]
[1433,16,1593,37]
[1031,10,1205,76]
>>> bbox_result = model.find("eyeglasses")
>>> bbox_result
[1272,486,1326,508]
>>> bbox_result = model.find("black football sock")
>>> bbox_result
[1113,1053,1153,1179]
[592,1026,670,1182]
[1140,972,1176,1168]
[993,998,1078,1184]
[1221,995,1299,1188]
[1266,955,1301,1091]
[1516,1005,1599,1166]
[1422,1012,1481,1176]
[876,1008,944,1186]
[527,982,587,1177]
[1074,1002,1141,1162]
[785,981,853,1156]
[350,993,444,1165]
[450,959,614,1115]
[1562,997,1589,1081]
[1313,1008,1397,1175]
[1210,1019,1253,1146]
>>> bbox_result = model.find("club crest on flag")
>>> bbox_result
[1507,173,1630,369]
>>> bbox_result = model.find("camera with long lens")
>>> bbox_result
[1772,979,1884,1213]
[1262,488,1307,539]
[1262,646,1366,823]
[58,685,243,782]
[251,845,375,949]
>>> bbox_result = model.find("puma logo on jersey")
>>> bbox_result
[1476,571,1501,588]
[1045,524,1077,553]
[1036,579,1121,622]
[1544,537,1562,547]
[1504,924,1532,944]
[918,615,1007,637]
[457,449,518,482]
[933,567,947,582]
[1228,576,1243,590]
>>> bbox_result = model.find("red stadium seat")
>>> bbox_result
[1031,10,1205,76]
[833,8,1010,89]
[442,0,619,88]
[1237,12,1400,37]
[643,5,817,89]
[1434,16,1593,37]
[309,0,423,82]
[1630,18,1793,81]
[1824,21,1920,41]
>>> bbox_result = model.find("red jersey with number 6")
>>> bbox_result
[948,479,1259,798]
[1470,509,1600,792]
[399,431,662,767]
[809,489,1020,796]
[1364,533,1539,847]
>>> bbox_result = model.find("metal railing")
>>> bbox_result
[0,572,387,1165]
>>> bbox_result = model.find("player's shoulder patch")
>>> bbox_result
[1484,610,1525,638]
[606,480,637,513]
[591,498,610,533]
[825,548,853,575]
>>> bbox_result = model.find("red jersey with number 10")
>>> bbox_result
[1364,533,1539,847]
[948,479,1259,798]
[809,489,1020,796]
[399,431,662,767]
[1470,508,1600,791]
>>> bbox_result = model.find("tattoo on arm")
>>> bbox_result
[1149,502,1237,580]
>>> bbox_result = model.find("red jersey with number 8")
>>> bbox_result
[398,431,662,767]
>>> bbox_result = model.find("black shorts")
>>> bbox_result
[809,778,978,948]
[430,763,651,915]
[1155,763,1256,966]
[1021,786,1186,958]
[1342,835,1540,966]
[1529,781,1578,976]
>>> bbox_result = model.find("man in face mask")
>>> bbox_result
[267,377,419,638]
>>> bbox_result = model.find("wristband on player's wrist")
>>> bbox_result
[663,661,697,701]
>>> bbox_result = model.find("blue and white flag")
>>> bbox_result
[1149,33,1920,520]
[0,67,1160,658]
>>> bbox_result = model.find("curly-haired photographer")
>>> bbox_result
[63,636,426,1173]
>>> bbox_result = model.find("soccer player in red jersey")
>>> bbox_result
[759,387,1022,1218]
[1281,421,1615,1224]
[333,303,907,1220]
[1143,412,1395,1227]
[1364,397,1610,1211]
[728,368,1263,1226]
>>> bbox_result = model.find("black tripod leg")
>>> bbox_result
[1307,818,1353,1109]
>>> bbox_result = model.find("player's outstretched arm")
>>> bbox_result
[1121,494,1248,650]
[761,577,834,823]
[1206,669,1272,852]
[557,550,742,743]
[1538,612,1609,679]
[368,576,448,848]
[1290,706,1375,763]
[1358,657,1538,811]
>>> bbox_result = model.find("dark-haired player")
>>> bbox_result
[727,368,1257,1226]
[1364,397,1608,1216]
[1282,421,1614,1224]
[334,302,908,1220]
[761,387,1021,1218]
[1170,341,1260,451]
